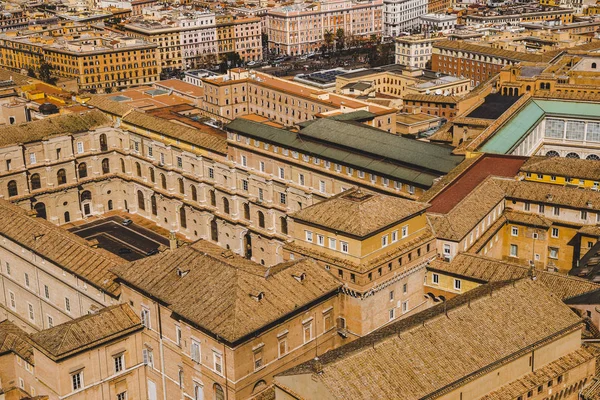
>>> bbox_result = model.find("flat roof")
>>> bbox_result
[467,93,521,120]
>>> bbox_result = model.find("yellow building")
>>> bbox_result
[519,156,600,188]
[284,188,436,336]
[216,14,235,56]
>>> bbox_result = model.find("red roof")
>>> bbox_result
[428,154,527,214]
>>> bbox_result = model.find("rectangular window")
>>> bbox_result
[549,247,559,259]
[551,228,559,238]
[177,157,183,168]
[141,307,150,328]
[117,392,127,400]
[175,326,182,346]
[453,279,462,291]
[328,238,336,249]
[324,312,333,331]
[553,206,560,216]
[242,180,249,191]
[159,153,165,165]
[133,142,139,152]
[6,262,10,275]
[319,180,326,193]
[389,290,394,301]
[29,153,36,164]
[27,303,34,321]
[24,273,30,288]
[114,354,124,373]
[432,273,439,284]
[72,371,83,391]
[382,235,389,247]
[298,174,305,186]
[341,241,349,253]
[258,188,264,201]
[47,315,53,328]
[213,353,223,374]
[44,285,49,299]
[303,322,313,343]
[8,290,15,310]
[259,161,265,172]
[389,308,395,320]
[524,202,530,211]
[402,301,409,314]
[253,350,263,370]
[77,142,84,154]
[148,146,153,157]
[511,227,518,236]
[510,244,518,257]
[443,244,451,255]
[280,193,287,205]
[539,204,545,213]
[402,225,409,238]
[582,210,588,220]
[408,185,415,194]
[278,167,285,179]
[278,337,287,357]
[208,168,214,179]
[241,155,247,166]
[317,234,325,246]
[305,231,313,242]
[142,349,154,368]
[191,340,201,363]
[65,297,71,313]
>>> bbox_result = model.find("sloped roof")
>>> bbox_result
[521,156,600,181]
[434,39,548,63]
[30,304,141,361]
[276,279,582,400]
[0,110,111,147]
[0,199,122,295]
[123,111,228,154]
[87,95,133,117]
[0,320,34,363]
[291,187,429,237]
[497,178,600,210]
[113,240,341,345]
[428,253,600,300]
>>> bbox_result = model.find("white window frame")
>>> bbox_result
[401,225,409,238]
[305,231,313,242]
[317,234,325,246]
[328,238,336,249]
[453,279,462,291]
[432,273,439,285]
[341,241,349,254]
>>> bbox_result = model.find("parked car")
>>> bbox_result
[122,218,133,226]
[118,248,132,254]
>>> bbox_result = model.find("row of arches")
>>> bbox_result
[546,150,600,160]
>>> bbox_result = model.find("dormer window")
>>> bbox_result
[292,273,306,283]
[250,292,265,302]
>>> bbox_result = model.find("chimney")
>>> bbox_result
[313,357,323,374]
[169,231,177,250]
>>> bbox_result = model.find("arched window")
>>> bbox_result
[178,178,185,194]
[180,207,187,228]
[7,180,17,197]
[151,195,157,215]
[99,133,108,151]
[78,163,88,178]
[280,216,288,235]
[81,190,92,202]
[566,152,580,159]
[137,190,145,210]
[546,150,560,157]
[214,384,224,400]
[64,211,70,223]
[150,168,155,183]
[101,158,110,174]
[526,85,531,91]
[57,169,67,185]
[107,200,113,210]
[160,174,167,189]
[258,211,265,228]
[34,202,46,219]
[243,203,250,220]
[253,380,267,394]
[191,186,197,201]
[223,198,230,214]
[30,173,41,190]
[586,154,600,160]
[135,162,142,177]
[593,62,597,69]
[210,218,218,242]
[120,158,126,173]
[209,190,216,206]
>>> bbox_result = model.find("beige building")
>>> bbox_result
[265,0,384,56]
[0,303,145,400]
[275,279,597,400]
[395,34,445,69]
[113,239,342,400]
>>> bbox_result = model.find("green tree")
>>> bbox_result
[27,68,36,78]
[324,30,334,53]
[38,61,57,85]
[335,28,345,51]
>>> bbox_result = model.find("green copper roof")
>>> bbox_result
[479,99,600,154]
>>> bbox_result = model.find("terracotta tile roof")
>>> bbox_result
[113,240,341,344]
[0,110,112,147]
[426,155,526,214]
[0,68,34,86]
[277,279,583,400]
[504,209,552,228]
[86,95,133,117]
[580,225,600,238]
[291,188,429,237]
[0,199,122,295]
[122,110,227,154]
[0,320,34,363]
[434,39,549,63]
[155,79,204,97]
[521,156,600,181]
[497,178,600,210]
[480,347,597,400]
[428,253,600,300]
[427,177,507,241]
[30,304,141,361]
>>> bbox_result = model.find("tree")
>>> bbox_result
[218,52,243,73]
[335,28,345,51]
[27,68,36,78]
[324,30,334,53]
[38,61,57,85]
